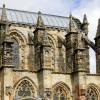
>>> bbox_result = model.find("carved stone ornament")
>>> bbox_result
[2,41,13,66]
[6,86,13,96]
[44,88,52,99]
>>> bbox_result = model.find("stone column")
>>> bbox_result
[70,14,89,100]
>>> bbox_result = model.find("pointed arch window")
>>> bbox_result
[53,86,68,100]
[86,88,98,100]
[12,38,19,67]
[15,80,35,99]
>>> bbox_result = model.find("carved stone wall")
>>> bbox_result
[0,22,99,100]
[14,77,37,100]
[65,33,77,73]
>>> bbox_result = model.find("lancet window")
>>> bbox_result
[12,38,19,68]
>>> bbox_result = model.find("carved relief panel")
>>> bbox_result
[46,36,55,69]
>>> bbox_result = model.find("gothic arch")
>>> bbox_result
[14,77,38,99]
[9,29,27,69]
[52,82,71,100]
[9,29,27,45]
[86,83,100,100]
[46,33,57,48]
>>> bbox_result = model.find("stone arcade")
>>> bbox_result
[0,5,100,100]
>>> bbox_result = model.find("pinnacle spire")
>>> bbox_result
[1,4,8,22]
[36,11,45,29]
[69,13,77,33]
[96,19,100,37]
[83,14,88,24]
[82,14,89,34]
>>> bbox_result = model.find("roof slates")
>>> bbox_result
[0,8,69,28]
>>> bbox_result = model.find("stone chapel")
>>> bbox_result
[0,4,100,100]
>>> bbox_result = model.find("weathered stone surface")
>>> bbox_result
[0,5,99,100]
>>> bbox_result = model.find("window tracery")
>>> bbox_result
[53,87,67,100]
[12,38,19,68]
[53,83,70,100]
[86,87,98,100]
[10,31,26,69]
[15,80,35,99]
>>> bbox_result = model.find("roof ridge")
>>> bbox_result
[0,7,69,28]
[0,7,68,18]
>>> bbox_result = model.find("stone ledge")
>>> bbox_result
[87,73,100,76]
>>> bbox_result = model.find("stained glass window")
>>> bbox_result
[12,38,19,67]
[86,88,97,100]
[53,86,67,100]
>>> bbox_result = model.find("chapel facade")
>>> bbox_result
[0,5,100,100]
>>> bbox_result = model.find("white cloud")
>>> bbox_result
[0,0,71,14]
[0,0,99,73]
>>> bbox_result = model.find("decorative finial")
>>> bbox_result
[69,13,77,33]
[82,14,89,34]
[1,4,8,22]
[3,4,5,8]
[69,12,72,19]
[36,11,45,29]
[83,14,88,24]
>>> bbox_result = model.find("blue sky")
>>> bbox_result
[70,0,81,10]
[0,0,100,73]
[0,0,88,16]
